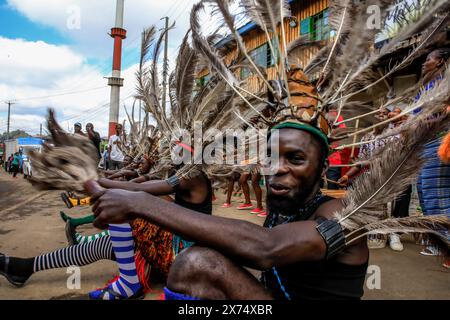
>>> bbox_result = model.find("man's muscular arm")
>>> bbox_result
[97,174,207,200]
[97,178,174,195]
[92,190,349,270]
[107,170,138,180]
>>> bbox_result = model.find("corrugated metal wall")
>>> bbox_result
[220,0,329,93]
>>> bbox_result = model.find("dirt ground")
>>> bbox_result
[0,170,448,300]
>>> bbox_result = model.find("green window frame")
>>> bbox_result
[196,73,210,88]
[300,9,331,41]
[240,41,277,80]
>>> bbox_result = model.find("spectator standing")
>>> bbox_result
[10,152,20,178]
[73,122,84,136]
[85,123,101,159]
[414,48,450,259]
[108,124,125,170]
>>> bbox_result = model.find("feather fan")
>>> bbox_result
[29,109,98,192]
[334,114,449,233]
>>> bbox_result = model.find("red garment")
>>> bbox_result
[328,114,346,166]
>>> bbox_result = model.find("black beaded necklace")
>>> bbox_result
[264,190,326,300]
[267,191,325,228]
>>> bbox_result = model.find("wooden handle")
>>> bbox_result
[84,180,105,196]
[350,119,360,158]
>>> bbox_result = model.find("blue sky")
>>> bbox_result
[0,0,70,45]
[0,0,198,136]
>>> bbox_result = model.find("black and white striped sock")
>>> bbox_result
[33,235,114,272]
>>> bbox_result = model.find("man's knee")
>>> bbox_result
[167,246,226,289]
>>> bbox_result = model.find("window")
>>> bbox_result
[300,9,332,41]
[196,73,210,88]
[240,41,277,80]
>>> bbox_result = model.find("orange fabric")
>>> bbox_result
[438,132,450,163]
[328,114,346,166]
[131,219,175,276]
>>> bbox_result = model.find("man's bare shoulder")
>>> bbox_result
[314,197,369,264]
[314,198,344,220]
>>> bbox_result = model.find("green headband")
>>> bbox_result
[271,121,330,153]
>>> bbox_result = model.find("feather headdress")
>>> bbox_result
[193,0,449,250]
[27,0,449,251]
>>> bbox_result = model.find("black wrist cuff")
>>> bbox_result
[166,175,181,190]
[316,218,346,259]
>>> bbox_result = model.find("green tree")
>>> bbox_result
[0,129,31,142]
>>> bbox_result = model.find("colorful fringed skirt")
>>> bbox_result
[131,218,194,292]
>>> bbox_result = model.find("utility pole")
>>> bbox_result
[161,16,169,115]
[40,123,42,137]
[4,101,16,140]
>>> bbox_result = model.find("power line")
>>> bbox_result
[63,0,188,93]
[1,2,194,137]
[3,1,192,106]
[2,86,108,103]
[62,92,134,124]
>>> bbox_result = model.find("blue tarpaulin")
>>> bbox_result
[17,137,44,146]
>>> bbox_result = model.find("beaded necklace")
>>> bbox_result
[264,191,325,300]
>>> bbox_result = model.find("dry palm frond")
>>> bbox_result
[240,0,290,32]
[172,30,199,128]
[346,215,449,249]
[29,109,98,192]
[334,113,449,232]
[325,0,450,105]
[136,25,177,143]
[191,1,238,87]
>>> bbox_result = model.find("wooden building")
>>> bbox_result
[196,0,449,121]
[197,0,330,93]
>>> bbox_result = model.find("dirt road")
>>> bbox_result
[0,171,448,299]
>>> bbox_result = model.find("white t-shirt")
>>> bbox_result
[108,135,124,162]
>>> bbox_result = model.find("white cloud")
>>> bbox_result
[7,0,200,59]
[0,37,84,87]
[1,0,220,137]
[0,36,139,137]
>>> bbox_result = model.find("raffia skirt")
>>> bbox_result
[131,218,193,292]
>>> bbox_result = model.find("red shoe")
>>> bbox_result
[257,211,267,217]
[221,203,232,208]
[237,203,254,210]
[251,208,265,214]
[443,259,450,269]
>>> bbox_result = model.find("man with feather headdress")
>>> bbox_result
[88,65,373,300]
[2,0,449,300]
[89,0,449,300]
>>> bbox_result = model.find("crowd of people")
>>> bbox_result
[325,49,450,264]
[2,150,24,178]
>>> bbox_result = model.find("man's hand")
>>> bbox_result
[249,115,260,125]
[337,174,349,186]
[92,189,145,229]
